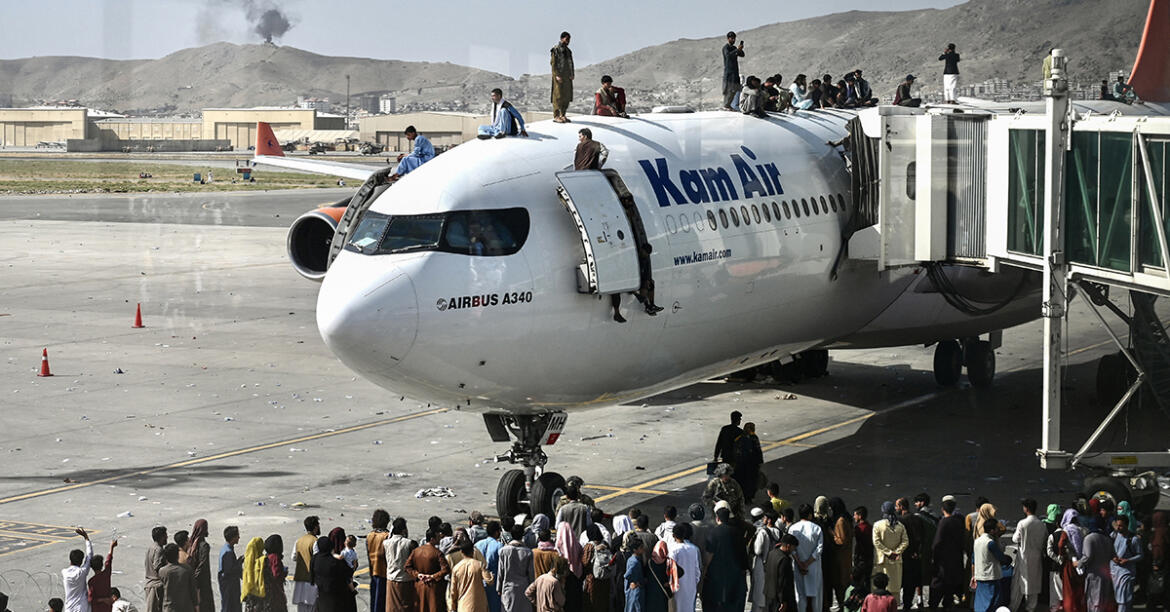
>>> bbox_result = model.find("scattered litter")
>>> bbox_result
[187,451,197,457]
[114,368,124,374]
[223,417,234,422]
[385,472,412,478]
[779,393,798,400]
[580,434,610,441]
[373,440,382,445]
[313,398,323,403]
[256,502,265,506]
[415,487,457,499]
[635,466,646,470]
[291,502,306,508]
[138,496,148,501]
[62,458,70,463]
[117,511,133,518]
[63,478,73,483]
[289,447,305,452]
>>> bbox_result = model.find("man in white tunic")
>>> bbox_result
[751,511,781,612]
[669,525,702,612]
[788,504,824,612]
[1013,498,1049,612]
[62,528,94,612]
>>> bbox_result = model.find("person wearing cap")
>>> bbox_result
[686,504,711,560]
[764,534,798,612]
[702,465,746,523]
[894,76,921,107]
[750,511,781,612]
[872,502,909,607]
[557,476,596,512]
[702,506,747,612]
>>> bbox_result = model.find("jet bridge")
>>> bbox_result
[844,49,1170,511]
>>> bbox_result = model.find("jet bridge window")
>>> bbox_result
[344,208,529,256]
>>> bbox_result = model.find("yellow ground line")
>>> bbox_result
[586,485,669,495]
[0,408,447,506]
[0,539,59,559]
[0,531,72,542]
[592,413,874,504]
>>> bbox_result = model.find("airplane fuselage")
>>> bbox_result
[315,110,1038,413]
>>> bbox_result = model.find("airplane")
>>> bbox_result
[253,1,1170,519]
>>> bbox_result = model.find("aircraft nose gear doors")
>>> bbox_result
[484,412,569,519]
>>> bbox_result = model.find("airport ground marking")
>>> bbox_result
[591,413,876,504]
[0,408,448,506]
[0,521,99,558]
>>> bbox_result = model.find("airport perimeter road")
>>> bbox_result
[0,190,1162,610]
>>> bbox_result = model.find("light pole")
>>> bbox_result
[346,74,351,129]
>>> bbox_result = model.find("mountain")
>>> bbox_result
[519,0,1149,112]
[0,42,514,114]
[0,0,1151,115]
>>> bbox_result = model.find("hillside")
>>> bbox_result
[0,0,1152,115]
[516,0,1149,112]
[0,43,515,114]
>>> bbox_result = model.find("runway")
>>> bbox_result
[0,189,1164,611]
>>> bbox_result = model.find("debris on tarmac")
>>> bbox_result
[415,487,456,499]
[117,511,133,518]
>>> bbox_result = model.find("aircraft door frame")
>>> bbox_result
[555,170,642,295]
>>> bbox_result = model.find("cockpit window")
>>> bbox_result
[345,208,529,257]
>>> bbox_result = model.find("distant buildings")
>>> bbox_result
[296,96,331,111]
[379,95,397,114]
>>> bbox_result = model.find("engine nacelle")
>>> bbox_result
[287,200,347,281]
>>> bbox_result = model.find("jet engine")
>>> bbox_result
[287,198,348,281]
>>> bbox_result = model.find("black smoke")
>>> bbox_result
[247,4,292,43]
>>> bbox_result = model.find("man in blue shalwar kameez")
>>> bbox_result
[391,125,434,180]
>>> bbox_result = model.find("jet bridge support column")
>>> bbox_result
[1039,49,1073,469]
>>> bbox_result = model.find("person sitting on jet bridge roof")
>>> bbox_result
[390,126,434,181]
[594,75,629,118]
[1113,76,1137,104]
[479,89,528,139]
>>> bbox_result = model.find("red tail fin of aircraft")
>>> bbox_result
[255,122,284,157]
[1129,0,1170,102]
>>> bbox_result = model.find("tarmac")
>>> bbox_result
[0,189,1167,611]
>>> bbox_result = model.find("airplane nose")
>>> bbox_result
[317,260,418,372]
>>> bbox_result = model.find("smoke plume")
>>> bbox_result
[195,1,295,45]
[246,3,293,43]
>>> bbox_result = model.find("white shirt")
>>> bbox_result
[62,540,93,612]
[112,600,139,612]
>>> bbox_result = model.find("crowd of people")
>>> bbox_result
[39,414,1168,612]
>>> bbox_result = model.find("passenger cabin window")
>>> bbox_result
[345,208,530,256]
[718,209,729,228]
[752,205,761,224]
[740,205,750,225]
[694,212,705,231]
[801,198,810,217]
[730,207,740,227]
[829,195,837,212]
[819,196,828,214]
[811,198,820,215]
[789,201,799,218]
[761,203,771,222]
[708,210,718,230]
[771,201,781,221]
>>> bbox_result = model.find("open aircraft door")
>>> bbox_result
[555,170,642,295]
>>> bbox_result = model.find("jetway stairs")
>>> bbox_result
[839,79,1170,499]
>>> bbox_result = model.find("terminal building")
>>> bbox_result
[0,106,554,152]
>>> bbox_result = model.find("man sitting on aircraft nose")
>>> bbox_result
[479,89,528,139]
[390,126,434,181]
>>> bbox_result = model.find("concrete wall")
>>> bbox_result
[96,120,202,141]
[67,138,233,152]
[0,108,89,147]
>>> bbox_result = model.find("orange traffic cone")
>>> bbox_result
[132,303,144,328]
[37,348,53,377]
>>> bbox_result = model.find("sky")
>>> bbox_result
[0,0,965,77]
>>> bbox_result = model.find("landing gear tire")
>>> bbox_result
[933,340,963,387]
[495,469,527,520]
[965,340,996,387]
[529,472,566,518]
[1083,475,1131,507]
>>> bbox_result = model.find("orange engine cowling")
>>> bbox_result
[287,198,348,281]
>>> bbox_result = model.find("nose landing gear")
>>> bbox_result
[484,412,568,520]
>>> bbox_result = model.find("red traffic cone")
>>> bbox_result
[132,303,144,328]
[37,348,53,377]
